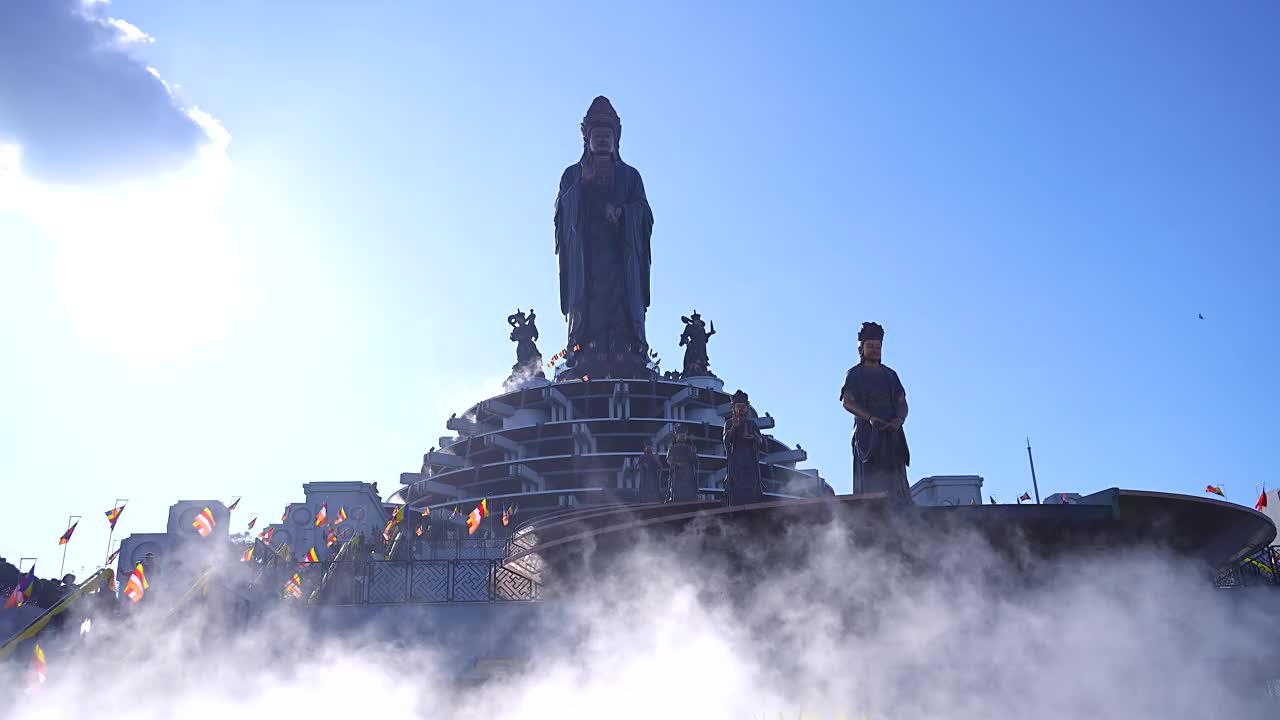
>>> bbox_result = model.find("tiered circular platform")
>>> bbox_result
[392,376,830,527]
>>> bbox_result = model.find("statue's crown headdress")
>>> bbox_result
[581,96,622,146]
[857,322,885,342]
[731,389,749,403]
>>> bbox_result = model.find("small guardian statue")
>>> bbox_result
[503,308,546,390]
[723,389,765,506]
[637,442,663,503]
[666,426,699,502]
[678,311,716,378]
[839,322,911,502]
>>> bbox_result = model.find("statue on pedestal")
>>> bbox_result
[839,322,911,503]
[554,96,655,379]
[666,426,699,502]
[678,311,716,378]
[637,442,663,503]
[503,309,545,390]
[723,389,765,506]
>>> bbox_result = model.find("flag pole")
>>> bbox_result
[1026,438,1042,505]
[59,515,81,578]
[104,498,128,565]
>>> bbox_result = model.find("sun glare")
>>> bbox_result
[1,133,238,362]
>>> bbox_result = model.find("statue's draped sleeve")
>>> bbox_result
[554,165,581,319]
[622,167,654,310]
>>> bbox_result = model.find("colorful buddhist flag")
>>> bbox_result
[421,506,431,517]
[304,547,320,564]
[314,503,327,527]
[335,507,348,525]
[383,520,396,543]
[227,497,241,511]
[240,546,255,562]
[326,527,338,548]
[192,507,216,537]
[58,521,78,545]
[4,566,36,608]
[106,548,121,565]
[281,507,289,522]
[1018,492,1031,503]
[104,505,125,530]
[1206,485,1226,498]
[502,507,510,526]
[392,506,405,524]
[285,573,302,599]
[32,643,47,688]
[247,516,257,530]
[124,563,149,602]
[1257,486,1268,512]
[466,498,489,535]
[259,526,275,544]
[415,526,423,537]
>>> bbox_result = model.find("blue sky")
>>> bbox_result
[2,1,1278,576]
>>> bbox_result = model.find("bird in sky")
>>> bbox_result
[1198,313,1205,320]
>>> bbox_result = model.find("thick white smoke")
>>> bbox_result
[3,516,1276,718]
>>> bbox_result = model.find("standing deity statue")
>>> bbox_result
[678,311,716,377]
[554,96,655,378]
[665,425,699,502]
[723,389,765,506]
[503,309,545,390]
[637,442,663,503]
[839,322,911,502]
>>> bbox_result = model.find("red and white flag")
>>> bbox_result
[192,507,215,537]
[124,563,149,602]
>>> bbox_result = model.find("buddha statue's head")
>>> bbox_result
[581,96,621,159]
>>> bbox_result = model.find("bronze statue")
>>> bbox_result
[554,96,655,378]
[637,442,663,503]
[503,308,545,389]
[839,322,911,502]
[723,389,765,506]
[666,425,699,502]
[678,311,716,377]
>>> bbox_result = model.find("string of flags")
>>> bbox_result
[546,344,582,369]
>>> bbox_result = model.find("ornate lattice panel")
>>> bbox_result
[493,566,539,601]
[451,560,492,602]
[368,561,408,604]
[410,561,451,603]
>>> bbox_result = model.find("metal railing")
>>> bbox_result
[1215,545,1280,589]
[304,559,539,605]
